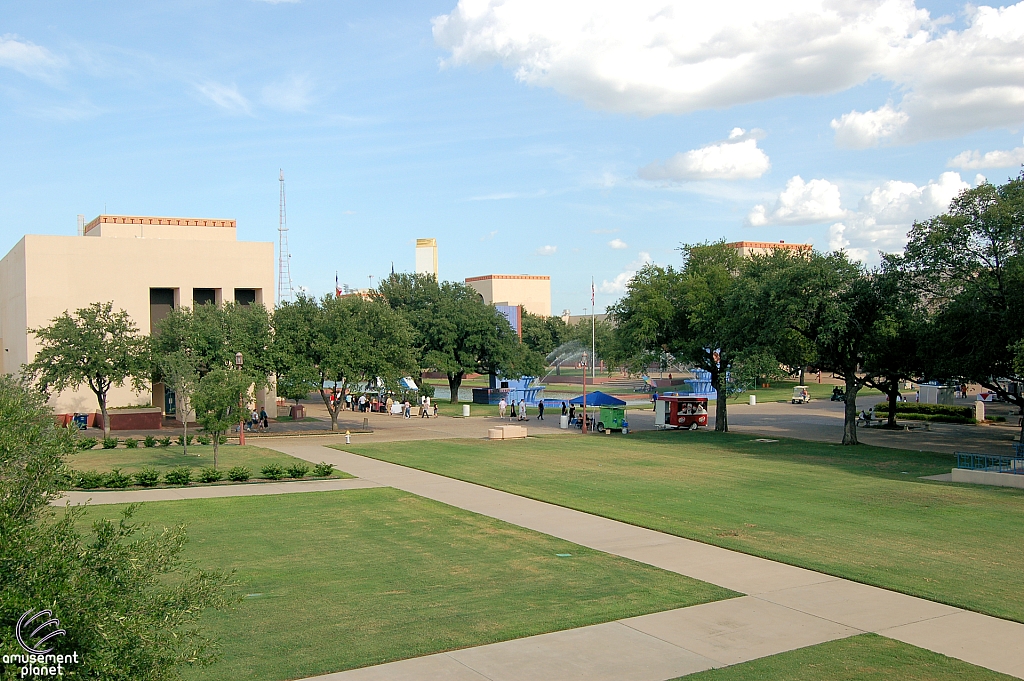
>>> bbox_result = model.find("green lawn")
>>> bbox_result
[675,634,1013,681]
[728,380,879,403]
[341,431,1024,622]
[69,444,347,479]
[77,489,735,681]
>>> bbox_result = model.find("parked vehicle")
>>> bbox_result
[792,386,812,404]
[830,386,845,402]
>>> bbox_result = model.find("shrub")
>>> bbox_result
[227,466,250,482]
[123,437,138,448]
[895,403,973,418]
[286,463,310,479]
[177,434,194,447]
[76,470,106,489]
[143,435,157,448]
[77,437,98,451]
[102,437,119,449]
[134,467,160,487]
[260,464,285,480]
[197,467,223,483]
[164,467,192,486]
[312,462,335,477]
[218,435,227,445]
[105,468,132,488]
[159,437,172,447]
[196,435,211,445]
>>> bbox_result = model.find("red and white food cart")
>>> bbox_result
[654,395,709,430]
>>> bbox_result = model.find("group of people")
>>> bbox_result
[498,397,550,421]
[238,406,269,432]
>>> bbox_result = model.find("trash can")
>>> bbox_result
[290,404,305,419]
[72,413,89,430]
[462,404,470,417]
[560,415,569,429]
[749,395,756,406]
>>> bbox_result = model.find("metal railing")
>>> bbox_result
[955,452,1024,474]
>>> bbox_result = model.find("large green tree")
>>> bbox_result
[375,274,543,403]
[738,250,885,444]
[612,241,758,432]
[274,293,417,429]
[26,302,150,439]
[0,375,230,681]
[895,175,1024,439]
[152,302,274,381]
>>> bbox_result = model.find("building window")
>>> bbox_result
[150,288,175,330]
[234,289,257,306]
[193,288,218,306]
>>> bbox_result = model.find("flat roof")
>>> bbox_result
[725,241,811,250]
[84,214,236,233]
[465,274,551,282]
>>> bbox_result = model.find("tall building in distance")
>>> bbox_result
[465,274,551,317]
[726,240,812,258]
[415,238,438,278]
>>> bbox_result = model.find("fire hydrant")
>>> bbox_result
[345,430,351,445]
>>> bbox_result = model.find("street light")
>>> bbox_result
[579,351,589,434]
[235,353,245,445]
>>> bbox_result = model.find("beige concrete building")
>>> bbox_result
[415,238,438,278]
[726,240,813,258]
[0,214,275,416]
[465,274,551,317]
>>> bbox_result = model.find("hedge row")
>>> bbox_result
[894,403,973,418]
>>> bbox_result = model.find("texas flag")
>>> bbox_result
[336,273,342,297]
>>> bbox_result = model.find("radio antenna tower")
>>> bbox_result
[277,169,295,305]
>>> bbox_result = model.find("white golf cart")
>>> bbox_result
[791,386,812,404]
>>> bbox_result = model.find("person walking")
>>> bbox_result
[499,398,507,419]
[569,404,576,425]
[403,399,411,419]
[537,400,545,420]
[561,401,568,416]
[259,407,269,431]
[518,398,527,421]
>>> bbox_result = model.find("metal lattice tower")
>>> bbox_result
[277,169,295,305]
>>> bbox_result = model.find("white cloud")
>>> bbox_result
[600,251,653,294]
[0,34,63,81]
[948,144,1024,170]
[196,81,251,114]
[640,128,770,181]
[433,0,1024,144]
[261,74,315,112]
[747,176,844,226]
[608,238,628,249]
[535,245,557,256]
[829,171,969,261]
[831,105,909,149]
[481,230,498,241]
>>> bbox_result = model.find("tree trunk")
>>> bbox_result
[886,384,899,427]
[213,435,219,470]
[711,369,728,433]
[448,372,464,404]
[799,366,805,386]
[842,374,860,445]
[319,388,339,431]
[183,416,189,456]
[99,395,110,439]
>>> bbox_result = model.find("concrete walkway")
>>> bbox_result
[54,477,381,506]
[256,438,1024,681]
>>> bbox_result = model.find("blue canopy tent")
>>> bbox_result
[568,391,626,406]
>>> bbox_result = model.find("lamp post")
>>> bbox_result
[235,352,245,446]
[580,351,588,434]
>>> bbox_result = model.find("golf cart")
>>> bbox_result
[791,386,812,404]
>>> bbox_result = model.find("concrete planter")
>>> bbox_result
[98,407,163,431]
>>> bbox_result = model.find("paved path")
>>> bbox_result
[256,438,1024,681]
[54,477,381,506]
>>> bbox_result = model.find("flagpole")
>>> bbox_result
[591,277,596,380]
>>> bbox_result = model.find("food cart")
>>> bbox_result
[597,406,627,433]
[655,395,709,430]
[791,386,811,404]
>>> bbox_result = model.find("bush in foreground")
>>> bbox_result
[164,467,192,486]
[134,467,160,487]
[227,466,251,482]
[313,462,335,477]
[260,464,285,480]
[197,467,223,483]
[286,463,309,479]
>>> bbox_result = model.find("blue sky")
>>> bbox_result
[2,0,1023,314]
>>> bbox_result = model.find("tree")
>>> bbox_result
[26,302,149,439]
[375,274,544,403]
[153,302,274,380]
[274,294,418,430]
[193,369,251,467]
[0,375,230,680]
[613,241,760,432]
[739,249,884,444]
[521,312,568,356]
[895,175,1024,440]
[159,350,200,456]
